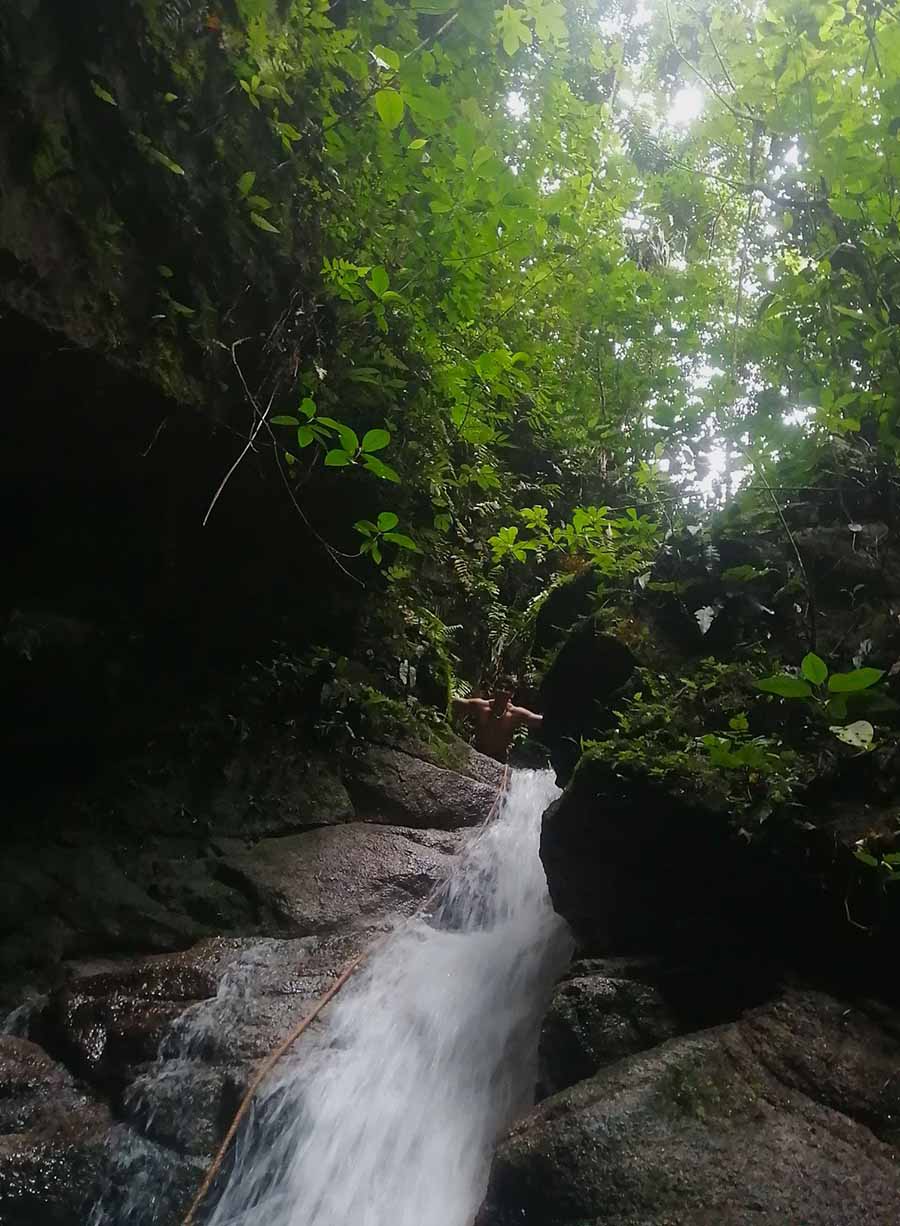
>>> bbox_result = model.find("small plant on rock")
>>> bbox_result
[755,653,886,752]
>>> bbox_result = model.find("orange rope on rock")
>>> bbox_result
[180,762,511,1226]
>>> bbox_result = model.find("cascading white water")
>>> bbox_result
[207,768,572,1226]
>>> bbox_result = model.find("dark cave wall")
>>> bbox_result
[2,311,368,803]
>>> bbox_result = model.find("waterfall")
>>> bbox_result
[206,768,572,1226]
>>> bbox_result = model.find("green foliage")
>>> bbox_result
[354,511,421,565]
[581,663,806,824]
[490,505,661,585]
[271,395,397,482]
[32,0,900,698]
[854,845,900,888]
[755,654,885,748]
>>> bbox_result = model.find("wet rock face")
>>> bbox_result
[480,991,900,1226]
[0,1037,112,1226]
[13,933,383,1224]
[0,732,488,1224]
[537,959,682,1100]
[538,763,744,958]
[538,625,637,783]
[0,735,480,997]
[345,743,504,829]
[218,823,461,937]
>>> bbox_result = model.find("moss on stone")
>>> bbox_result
[31,120,72,185]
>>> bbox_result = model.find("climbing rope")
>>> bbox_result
[181,761,510,1226]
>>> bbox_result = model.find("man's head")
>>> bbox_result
[491,675,515,714]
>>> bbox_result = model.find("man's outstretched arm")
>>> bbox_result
[510,704,543,730]
[451,696,490,717]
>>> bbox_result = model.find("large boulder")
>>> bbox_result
[345,742,504,829]
[219,822,460,935]
[539,622,637,783]
[0,736,483,997]
[479,991,900,1226]
[538,757,747,957]
[28,931,381,1223]
[537,958,682,1099]
[0,730,486,1225]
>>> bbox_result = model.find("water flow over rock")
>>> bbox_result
[207,769,572,1226]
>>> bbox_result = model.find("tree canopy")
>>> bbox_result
[70,0,900,681]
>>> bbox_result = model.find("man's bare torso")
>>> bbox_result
[452,696,543,762]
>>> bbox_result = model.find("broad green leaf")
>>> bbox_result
[271,415,299,426]
[354,519,377,535]
[827,668,884,693]
[247,195,272,210]
[408,138,428,150]
[722,564,770,583]
[91,80,117,106]
[854,848,879,867]
[830,720,875,750]
[275,121,302,142]
[362,428,391,453]
[755,675,813,698]
[374,89,405,130]
[376,511,399,531]
[250,211,280,233]
[324,449,352,466]
[363,455,401,482]
[384,531,421,552]
[297,425,316,447]
[320,422,358,454]
[373,44,401,71]
[496,4,532,56]
[801,653,828,685]
[237,171,256,196]
[299,398,317,420]
[371,541,383,564]
[157,265,174,278]
[524,0,567,41]
[367,266,390,298]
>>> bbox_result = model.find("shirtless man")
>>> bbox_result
[451,681,543,762]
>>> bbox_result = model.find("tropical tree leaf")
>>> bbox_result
[801,653,828,686]
[362,455,400,482]
[828,669,884,693]
[250,211,280,233]
[384,531,421,551]
[829,720,875,750]
[755,676,813,699]
[362,428,391,453]
[374,89,404,130]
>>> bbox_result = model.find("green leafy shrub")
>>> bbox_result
[581,663,808,826]
[755,653,888,750]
